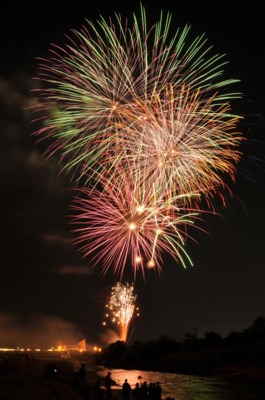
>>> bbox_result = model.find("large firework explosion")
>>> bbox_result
[32,4,244,278]
[103,282,139,342]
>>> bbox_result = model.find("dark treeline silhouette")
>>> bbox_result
[94,316,265,378]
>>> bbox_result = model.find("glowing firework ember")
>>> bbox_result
[31,4,245,278]
[103,282,139,342]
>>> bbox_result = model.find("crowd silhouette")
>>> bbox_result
[123,380,163,400]
[94,375,163,400]
[72,365,165,400]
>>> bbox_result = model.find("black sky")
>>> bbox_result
[0,1,265,349]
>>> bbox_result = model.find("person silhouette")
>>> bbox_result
[132,382,141,400]
[140,381,148,400]
[122,379,131,400]
[105,371,112,400]
[78,362,87,383]
[154,382,162,400]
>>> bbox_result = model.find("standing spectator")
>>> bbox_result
[105,371,112,400]
[78,362,87,383]
[72,363,87,398]
[132,382,142,400]
[122,379,131,400]
[154,382,162,400]
[148,383,155,400]
[140,381,148,400]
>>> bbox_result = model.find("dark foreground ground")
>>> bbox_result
[1,352,265,399]
[0,353,119,400]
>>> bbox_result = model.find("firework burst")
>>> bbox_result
[69,166,209,279]
[31,4,245,277]
[115,88,243,208]
[32,4,243,193]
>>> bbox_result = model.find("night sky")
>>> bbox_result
[0,1,265,349]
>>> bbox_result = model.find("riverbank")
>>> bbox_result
[0,354,122,400]
[1,353,265,399]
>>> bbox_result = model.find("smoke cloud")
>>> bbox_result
[0,313,85,349]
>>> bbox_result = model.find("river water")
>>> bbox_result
[94,366,265,400]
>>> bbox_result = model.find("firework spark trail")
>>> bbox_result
[69,165,209,279]
[31,4,245,277]
[104,282,139,342]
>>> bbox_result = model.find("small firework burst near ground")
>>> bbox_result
[103,282,139,342]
